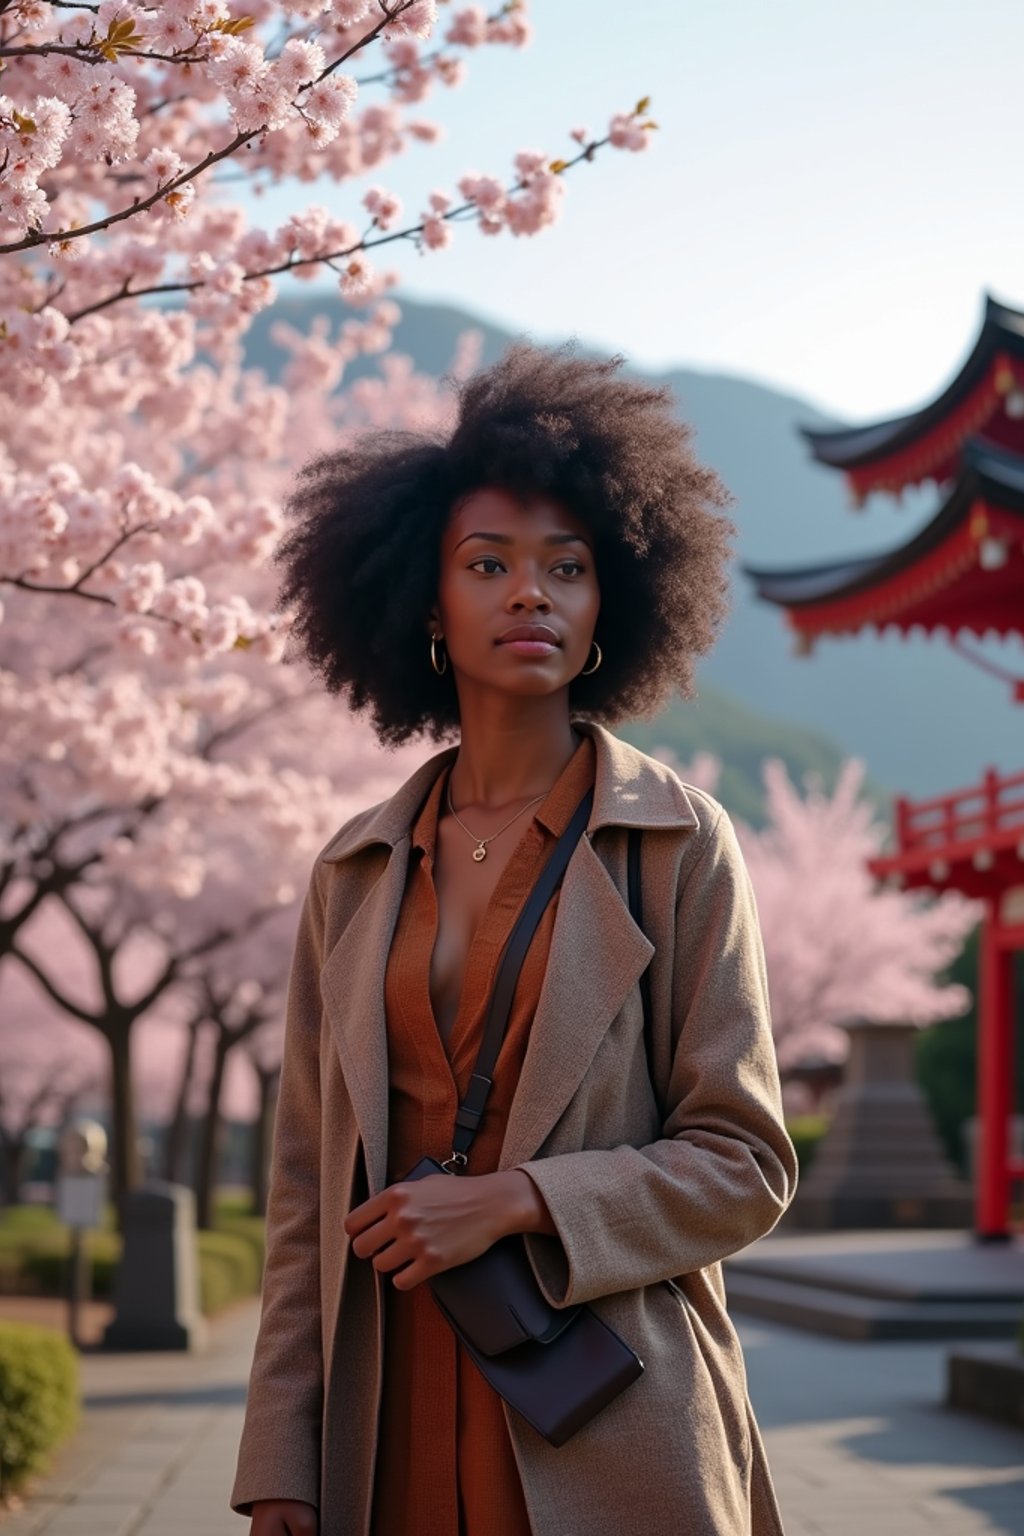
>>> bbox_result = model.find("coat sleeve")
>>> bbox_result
[230,870,325,1517]
[518,807,798,1308]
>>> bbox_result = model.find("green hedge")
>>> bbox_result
[0,1207,266,1317]
[0,1321,78,1499]
[20,1234,120,1301]
[213,1214,266,1277]
[786,1114,829,1176]
[0,1207,63,1234]
[196,1230,262,1315]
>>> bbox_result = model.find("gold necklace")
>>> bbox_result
[445,773,549,862]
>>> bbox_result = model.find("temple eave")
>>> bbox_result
[801,293,1024,497]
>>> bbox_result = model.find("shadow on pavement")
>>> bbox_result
[82,1382,247,1409]
[937,1478,1024,1534]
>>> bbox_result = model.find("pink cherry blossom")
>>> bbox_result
[304,73,359,133]
[609,111,650,151]
[737,759,979,1068]
[382,0,438,40]
[457,171,507,214]
[338,250,375,297]
[364,185,403,229]
[486,12,532,46]
[143,146,185,188]
[421,214,453,250]
[273,37,327,94]
[514,149,548,180]
[331,0,375,22]
[447,7,488,47]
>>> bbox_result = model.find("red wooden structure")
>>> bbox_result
[746,292,1024,1238]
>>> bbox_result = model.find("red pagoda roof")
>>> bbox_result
[745,439,1024,648]
[800,295,1024,501]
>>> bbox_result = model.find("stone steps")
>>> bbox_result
[725,1260,1024,1341]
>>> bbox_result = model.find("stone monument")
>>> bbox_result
[790,1018,973,1229]
[102,1181,208,1351]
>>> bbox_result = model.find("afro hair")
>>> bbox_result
[275,341,736,746]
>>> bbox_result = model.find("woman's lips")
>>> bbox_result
[498,638,559,656]
[496,623,561,654]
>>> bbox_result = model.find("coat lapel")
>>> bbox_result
[319,837,411,1197]
[497,830,655,1171]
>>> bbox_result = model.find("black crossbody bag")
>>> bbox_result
[396,790,653,1447]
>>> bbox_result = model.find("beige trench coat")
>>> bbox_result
[230,719,798,1536]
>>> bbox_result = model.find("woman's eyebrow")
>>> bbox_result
[455,530,511,547]
[551,533,591,547]
[454,531,592,550]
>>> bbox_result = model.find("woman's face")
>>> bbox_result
[429,485,601,702]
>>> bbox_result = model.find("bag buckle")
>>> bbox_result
[441,1151,468,1174]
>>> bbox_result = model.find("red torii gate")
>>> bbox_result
[746,291,1024,1239]
[869,771,1024,1238]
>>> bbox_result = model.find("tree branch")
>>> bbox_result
[10,941,98,1026]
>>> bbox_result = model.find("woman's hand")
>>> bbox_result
[249,1498,317,1535]
[344,1169,553,1289]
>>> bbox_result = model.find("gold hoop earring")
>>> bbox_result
[580,640,602,676]
[430,634,448,676]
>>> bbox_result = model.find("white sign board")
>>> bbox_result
[56,1172,106,1229]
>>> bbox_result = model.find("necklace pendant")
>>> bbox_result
[473,845,487,862]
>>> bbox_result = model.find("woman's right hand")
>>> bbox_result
[250,1499,318,1535]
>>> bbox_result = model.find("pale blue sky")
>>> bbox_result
[236,0,1023,422]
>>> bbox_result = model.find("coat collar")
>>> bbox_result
[319,719,698,865]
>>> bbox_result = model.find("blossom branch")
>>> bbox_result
[0,1,413,255]
[60,127,620,325]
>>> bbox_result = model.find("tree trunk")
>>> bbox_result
[164,1017,202,1184]
[251,1066,279,1218]
[108,1018,142,1229]
[195,1034,229,1230]
[0,1137,26,1207]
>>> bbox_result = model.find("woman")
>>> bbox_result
[231,344,798,1536]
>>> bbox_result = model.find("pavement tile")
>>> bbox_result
[133,1518,238,1536]
[74,1472,167,1503]
[38,1507,138,1536]
[103,1444,183,1468]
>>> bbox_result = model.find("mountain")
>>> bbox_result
[615,686,888,828]
[240,291,1024,804]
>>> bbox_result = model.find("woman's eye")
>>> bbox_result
[468,558,586,576]
[470,556,504,574]
[556,560,585,577]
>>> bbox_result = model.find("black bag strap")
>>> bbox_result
[627,828,657,1112]
[445,786,595,1170]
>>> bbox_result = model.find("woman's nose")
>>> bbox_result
[507,568,551,609]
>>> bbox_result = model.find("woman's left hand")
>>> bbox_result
[344,1169,550,1290]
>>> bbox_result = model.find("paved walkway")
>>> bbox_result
[742,1320,1024,1536]
[0,1298,1021,1534]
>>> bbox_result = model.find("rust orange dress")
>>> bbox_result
[369,732,596,1536]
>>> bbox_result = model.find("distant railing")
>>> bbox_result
[892,767,1024,856]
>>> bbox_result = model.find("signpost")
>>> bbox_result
[56,1119,108,1350]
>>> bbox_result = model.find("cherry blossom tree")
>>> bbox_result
[735,758,980,1072]
[0,1,651,1217]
